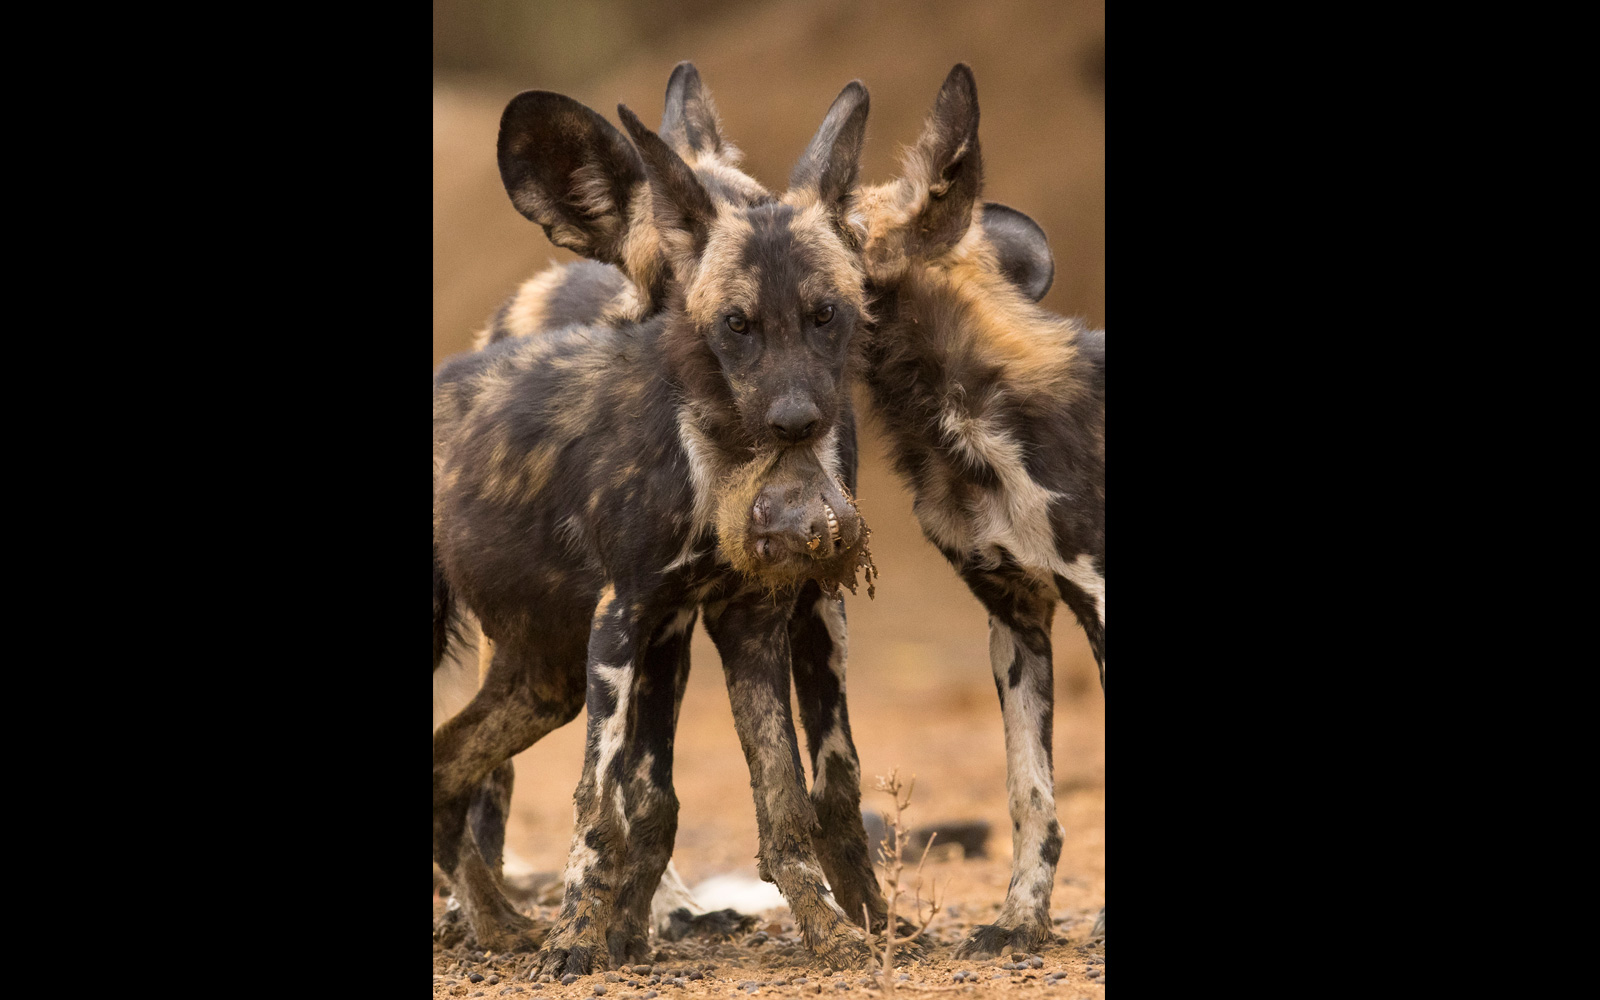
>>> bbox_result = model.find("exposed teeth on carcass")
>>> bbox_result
[823,501,839,546]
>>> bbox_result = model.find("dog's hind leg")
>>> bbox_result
[952,568,1062,959]
[468,760,515,877]
[1054,560,1104,693]
[466,631,516,880]
[1055,562,1104,940]
[434,641,584,953]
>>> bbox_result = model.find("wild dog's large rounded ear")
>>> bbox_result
[497,91,647,267]
[982,203,1054,302]
[618,103,715,270]
[659,61,726,159]
[906,63,983,256]
[788,81,870,216]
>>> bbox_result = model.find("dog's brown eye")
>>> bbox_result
[815,305,834,326]
[727,315,747,334]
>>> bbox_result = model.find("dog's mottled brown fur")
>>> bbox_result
[846,64,1105,958]
[434,68,893,973]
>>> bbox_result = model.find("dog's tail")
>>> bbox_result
[433,543,464,671]
[433,546,479,729]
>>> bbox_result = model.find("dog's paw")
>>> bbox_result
[533,913,610,980]
[812,923,876,971]
[952,920,1052,960]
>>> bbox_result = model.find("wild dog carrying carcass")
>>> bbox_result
[436,64,889,949]
[433,76,890,973]
[847,64,1106,957]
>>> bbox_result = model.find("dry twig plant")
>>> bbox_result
[865,770,951,996]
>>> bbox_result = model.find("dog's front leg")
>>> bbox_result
[603,604,699,963]
[704,591,874,971]
[535,585,661,977]
[953,569,1062,959]
[788,582,895,932]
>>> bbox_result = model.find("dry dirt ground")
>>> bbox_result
[431,415,1106,997]
[432,3,1105,995]
[432,634,1105,998]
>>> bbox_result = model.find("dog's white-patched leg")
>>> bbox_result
[790,582,894,935]
[535,586,654,977]
[951,574,1062,960]
[1055,555,1105,691]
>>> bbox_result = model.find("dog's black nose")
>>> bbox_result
[767,395,822,443]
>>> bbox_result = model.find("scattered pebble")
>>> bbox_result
[1029,957,1044,969]
[488,976,501,985]
[594,987,608,996]
[688,972,705,981]
[642,992,658,999]
[471,973,486,984]
[896,974,909,981]
[793,978,808,986]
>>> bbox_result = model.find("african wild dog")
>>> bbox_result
[437,63,884,949]
[845,64,1106,957]
[433,74,893,973]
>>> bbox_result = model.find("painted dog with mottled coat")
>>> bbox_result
[844,64,1105,957]
[433,75,888,973]
[436,65,887,951]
